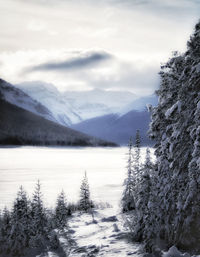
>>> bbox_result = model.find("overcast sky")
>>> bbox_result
[0,0,199,96]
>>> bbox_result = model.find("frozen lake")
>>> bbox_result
[0,146,153,210]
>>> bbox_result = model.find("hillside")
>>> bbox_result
[0,98,116,146]
[16,81,137,126]
[0,78,56,123]
[72,110,153,145]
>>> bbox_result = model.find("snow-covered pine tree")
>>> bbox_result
[55,190,68,230]
[134,148,153,242]
[122,137,135,212]
[8,186,31,256]
[175,21,200,249]
[132,130,141,180]
[132,130,141,205]
[0,207,11,254]
[30,180,48,248]
[79,171,93,212]
[142,20,200,253]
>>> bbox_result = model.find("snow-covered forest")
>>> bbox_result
[121,20,200,256]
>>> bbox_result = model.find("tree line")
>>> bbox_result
[122,20,200,255]
[0,173,93,256]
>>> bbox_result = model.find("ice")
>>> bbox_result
[0,146,153,210]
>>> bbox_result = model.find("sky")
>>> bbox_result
[0,0,199,96]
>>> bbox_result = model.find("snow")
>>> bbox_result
[67,208,142,256]
[162,246,190,257]
[0,146,155,257]
[16,82,137,126]
[0,81,55,122]
[16,81,82,125]
[0,146,154,210]
[195,63,200,73]
[165,101,181,119]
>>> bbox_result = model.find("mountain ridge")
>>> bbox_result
[0,78,116,147]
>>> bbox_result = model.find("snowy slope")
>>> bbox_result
[72,110,153,145]
[63,89,137,120]
[16,81,137,125]
[120,94,158,115]
[0,78,55,122]
[0,98,116,146]
[16,81,82,126]
[67,208,142,257]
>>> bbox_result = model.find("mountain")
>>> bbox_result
[16,81,82,126]
[0,78,55,122]
[0,78,116,146]
[71,110,153,146]
[0,98,116,146]
[16,81,137,125]
[14,80,157,145]
[120,94,158,115]
[63,89,137,120]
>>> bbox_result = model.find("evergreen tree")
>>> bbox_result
[8,186,31,255]
[30,180,48,248]
[79,171,93,212]
[122,137,135,212]
[134,148,153,241]
[0,207,11,254]
[132,130,141,182]
[132,20,200,253]
[132,130,141,205]
[55,190,68,230]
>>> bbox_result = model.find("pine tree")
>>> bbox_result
[0,207,11,254]
[132,130,141,205]
[79,171,93,212]
[30,180,48,248]
[138,20,200,253]
[132,130,141,181]
[55,190,68,230]
[134,148,153,242]
[5,187,31,256]
[122,137,135,212]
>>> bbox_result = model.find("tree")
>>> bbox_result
[132,130,141,182]
[135,20,200,254]
[0,207,11,254]
[79,171,93,212]
[54,190,69,230]
[30,180,48,248]
[134,148,153,242]
[122,137,135,212]
[8,186,31,256]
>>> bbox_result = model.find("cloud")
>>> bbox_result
[86,61,160,95]
[28,51,112,72]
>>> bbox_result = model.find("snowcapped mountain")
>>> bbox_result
[71,110,153,145]
[71,95,158,145]
[16,81,137,125]
[119,94,158,115]
[0,78,55,122]
[0,98,116,146]
[13,80,158,145]
[63,89,137,120]
[16,81,82,126]
[0,78,116,146]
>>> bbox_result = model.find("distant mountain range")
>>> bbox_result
[71,110,153,146]
[0,79,116,146]
[0,78,157,146]
[16,81,137,126]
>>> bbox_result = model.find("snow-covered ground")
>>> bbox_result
[43,207,143,257]
[0,146,154,257]
[0,146,154,210]
[67,207,142,257]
